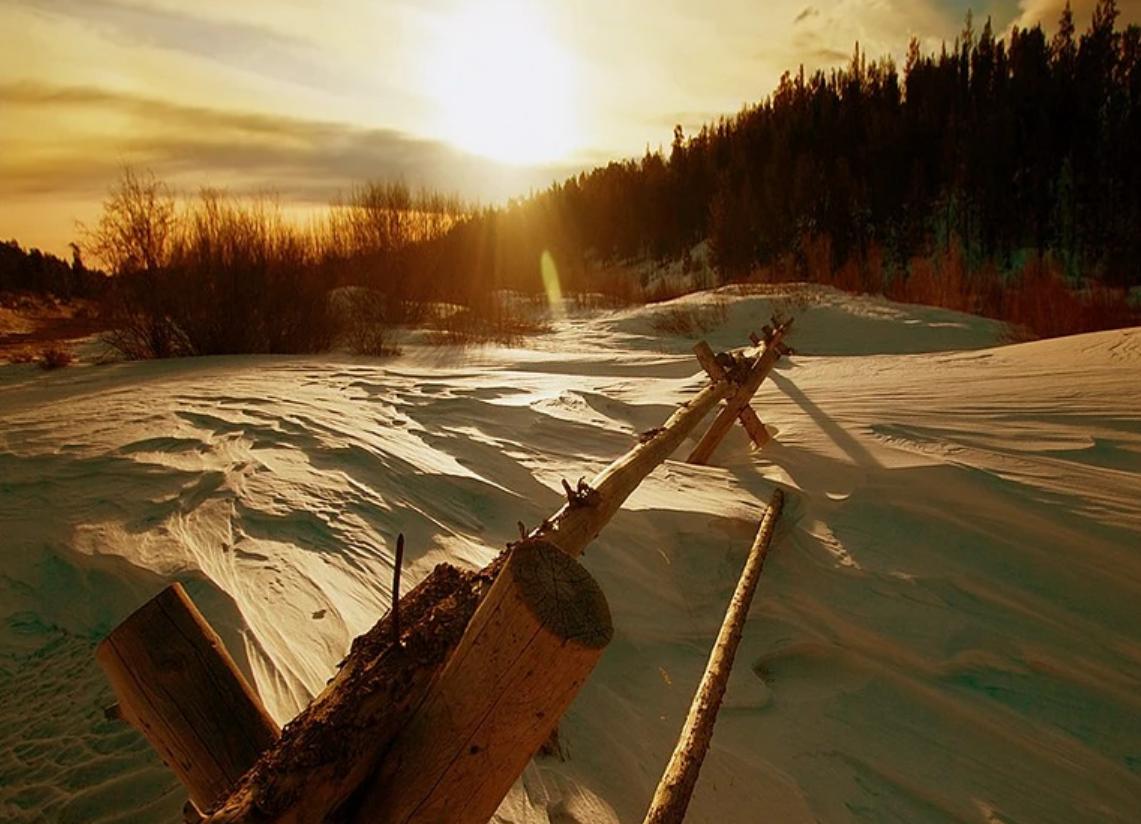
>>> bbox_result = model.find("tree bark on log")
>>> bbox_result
[95,583,280,813]
[686,321,791,465]
[643,488,785,824]
[355,539,612,824]
[205,562,494,823]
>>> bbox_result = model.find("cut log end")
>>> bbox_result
[355,540,613,824]
[511,540,614,650]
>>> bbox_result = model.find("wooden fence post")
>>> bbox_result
[686,320,792,465]
[693,340,771,449]
[95,583,280,813]
[354,539,612,823]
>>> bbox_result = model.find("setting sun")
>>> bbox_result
[424,2,579,165]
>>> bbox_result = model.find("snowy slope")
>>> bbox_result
[1,285,1138,823]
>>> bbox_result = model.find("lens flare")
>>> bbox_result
[540,250,564,318]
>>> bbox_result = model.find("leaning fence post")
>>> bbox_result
[95,583,280,814]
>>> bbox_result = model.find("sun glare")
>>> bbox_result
[426,2,579,165]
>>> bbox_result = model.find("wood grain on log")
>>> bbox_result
[95,583,280,813]
[355,539,612,824]
[643,489,785,824]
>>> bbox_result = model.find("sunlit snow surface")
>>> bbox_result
[1,285,1138,823]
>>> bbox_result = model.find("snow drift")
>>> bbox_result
[1,285,1138,823]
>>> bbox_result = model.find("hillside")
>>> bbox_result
[1,285,1138,823]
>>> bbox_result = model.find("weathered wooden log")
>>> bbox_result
[737,406,770,447]
[356,539,612,823]
[205,562,493,823]
[643,488,784,824]
[692,341,727,383]
[686,320,792,465]
[95,583,280,813]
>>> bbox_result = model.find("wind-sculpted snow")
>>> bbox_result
[1,286,1138,823]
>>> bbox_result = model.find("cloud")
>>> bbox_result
[9,0,354,96]
[795,6,821,24]
[0,82,588,206]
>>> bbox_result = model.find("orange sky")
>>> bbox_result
[2,0,1135,255]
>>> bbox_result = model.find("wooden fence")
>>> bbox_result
[97,318,794,822]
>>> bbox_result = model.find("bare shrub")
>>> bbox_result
[38,346,74,370]
[170,191,334,355]
[83,169,177,275]
[5,349,35,364]
[1000,254,1135,338]
[85,172,334,358]
[83,170,187,359]
[426,293,550,347]
[643,278,694,304]
[339,288,400,356]
[575,266,642,307]
[326,182,468,260]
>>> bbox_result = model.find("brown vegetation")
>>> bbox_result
[748,232,1138,339]
[37,345,74,370]
[423,294,551,347]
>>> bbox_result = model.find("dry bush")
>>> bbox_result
[770,286,815,320]
[87,172,335,358]
[83,169,177,276]
[170,191,334,355]
[338,288,400,356]
[1000,255,1136,338]
[802,233,832,285]
[642,278,694,304]
[576,266,642,307]
[881,243,1137,338]
[324,182,469,261]
[650,297,728,337]
[99,272,191,359]
[84,170,188,359]
[425,294,550,347]
[38,346,74,370]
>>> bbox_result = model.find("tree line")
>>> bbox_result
[390,1,1139,330]
[0,240,106,300]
